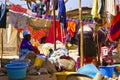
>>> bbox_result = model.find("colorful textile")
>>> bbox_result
[67,21,76,37]
[109,12,120,41]
[91,0,99,18]
[19,38,35,58]
[58,0,67,33]
[11,4,27,13]
[46,20,66,43]
[27,26,47,41]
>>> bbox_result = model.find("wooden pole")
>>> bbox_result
[78,0,84,67]
[53,0,56,50]
[1,29,3,68]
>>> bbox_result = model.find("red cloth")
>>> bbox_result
[11,4,27,13]
[27,26,47,41]
[46,20,66,43]
[109,12,120,41]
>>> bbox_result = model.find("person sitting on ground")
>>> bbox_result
[19,30,40,60]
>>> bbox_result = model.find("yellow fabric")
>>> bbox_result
[91,0,99,18]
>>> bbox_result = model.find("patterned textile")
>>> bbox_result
[27,26,47,41]
[109,12,120,41]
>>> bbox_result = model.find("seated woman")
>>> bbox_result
[19,30,40,60]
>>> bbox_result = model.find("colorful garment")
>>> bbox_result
[19,38,35,58]
[11,4,27,13]
[27,26,47,41]
[8,11,28,29]
[67,21,76,37]
[109,12,120,41]
[58,0,67,33]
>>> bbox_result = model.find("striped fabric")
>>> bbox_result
[109,12,120,41]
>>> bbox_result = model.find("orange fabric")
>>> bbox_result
[67,21,76,37]
[27,26,47,41]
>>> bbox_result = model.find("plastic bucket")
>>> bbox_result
[5,64,28,80]
[34,57,44,67]
[99,66,116,78]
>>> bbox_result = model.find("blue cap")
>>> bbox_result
[23,30,30,36]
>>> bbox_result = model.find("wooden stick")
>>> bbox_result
[1,29,3,68]
[78,0,84,67]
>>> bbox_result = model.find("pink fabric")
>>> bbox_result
[46,20,66,43]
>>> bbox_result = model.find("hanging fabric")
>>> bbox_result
[91,0,100,18]
[106,0,117,16]
[58,0,67,33]
[98,0,105,18]
[28,17,52,30]
[0,3,8,28]
[109,12,120,41]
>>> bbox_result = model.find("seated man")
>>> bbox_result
[19,30,40,59]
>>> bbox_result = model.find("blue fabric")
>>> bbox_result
[20,39,34,50]
[19,38,35,58]
[59,0,67,33]
[31,3,37,12]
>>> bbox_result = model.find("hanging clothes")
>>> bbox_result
[11,4,27,13]
[58,0,67,33]
[46,20,66,43]
[98,0,105,18]
[109,12,120,41]
[91,0,100,18]
[7,11,28,29]
[106,0,117,16]
[44,0,50,11]
[0,4,8,28]
[27,26,47,41]
[36,1,46,17]
[28,17,52,30]
[67,21,76,37]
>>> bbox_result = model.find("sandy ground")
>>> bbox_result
[0,75,57,80]
[0,44,79,80]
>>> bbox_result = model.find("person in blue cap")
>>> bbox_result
[19,30,39,59]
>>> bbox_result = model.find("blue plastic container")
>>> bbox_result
[5,64,28,80]
[99,66,119,78]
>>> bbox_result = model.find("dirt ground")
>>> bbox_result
[0,44,79,80]
[0,74,57,80]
